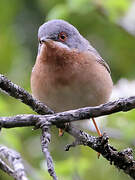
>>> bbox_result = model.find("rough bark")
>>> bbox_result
[0,74,135,179]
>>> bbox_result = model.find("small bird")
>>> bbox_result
[31,19,113,139]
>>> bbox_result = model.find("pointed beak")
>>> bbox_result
[38,37,49,55]
[40,37,50,44]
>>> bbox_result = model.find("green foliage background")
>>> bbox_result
[0,0,135,179]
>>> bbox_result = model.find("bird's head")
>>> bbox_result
[38,19,90,54]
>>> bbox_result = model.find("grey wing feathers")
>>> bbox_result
[88,45,111,74]
[96,57,111,74]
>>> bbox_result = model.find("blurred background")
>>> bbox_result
[0,0,135,179]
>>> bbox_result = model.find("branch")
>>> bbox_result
[0,74,53,115]
[0,159,15,178]
[1,75,135,124]
[40,122,58,180]
[64,125,135,179]
[1,114,135,179]
[0,145,29,180]
[0,74,135,179]
[1,94,135,128]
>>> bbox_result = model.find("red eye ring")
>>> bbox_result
[58,32,67,42]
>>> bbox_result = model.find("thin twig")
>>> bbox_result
[41,122,58,180]
[0,159,15,178]
[0,145,29,180]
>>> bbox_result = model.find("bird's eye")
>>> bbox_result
[58,32,67,42]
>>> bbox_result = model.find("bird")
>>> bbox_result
[31,19,113,140]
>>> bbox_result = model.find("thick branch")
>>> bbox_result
[1,75,135,124]
[64,125,135,179]
[39,122,135,179]
[1,95,135,129]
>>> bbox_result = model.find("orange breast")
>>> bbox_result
[31,40,113,112]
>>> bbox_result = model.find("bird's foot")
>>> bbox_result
[58,123,70,136]
[91,117,102,158]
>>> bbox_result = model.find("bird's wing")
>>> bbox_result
[88,45,111,74]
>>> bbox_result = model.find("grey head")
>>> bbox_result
[38,19,111,73]
[38,19,90,51]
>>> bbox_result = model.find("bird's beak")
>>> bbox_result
[38,37,49,55]
[40,37,50,44]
